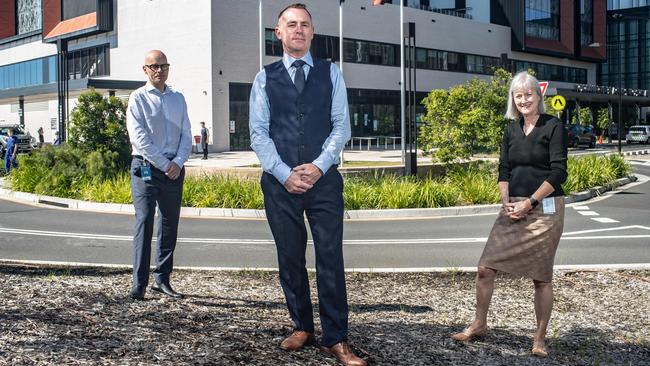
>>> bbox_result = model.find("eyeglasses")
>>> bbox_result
[144,63,170,71]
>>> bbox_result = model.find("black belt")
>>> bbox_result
[133,154,175,160]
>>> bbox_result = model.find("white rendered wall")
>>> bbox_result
[109,0,213,148]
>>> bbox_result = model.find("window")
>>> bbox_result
[16,0,42,35]
[67,44,110,80]
[62,0,97,20]
[525,0,561,41]
[514,60,587,83]
[264,29,502,75]
[0,55,57,90]
[580,0,594,46]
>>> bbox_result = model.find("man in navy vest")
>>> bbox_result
[249,4,364,366]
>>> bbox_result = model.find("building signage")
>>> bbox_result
[574,84,648,97]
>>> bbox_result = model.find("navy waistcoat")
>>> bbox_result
[264,58,333,169]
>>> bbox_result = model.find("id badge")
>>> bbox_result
[542,197,556,214]
[140,165,152,181]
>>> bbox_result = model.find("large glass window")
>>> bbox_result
[600,16,650,90]
[16,0,42,35]
[525,0,561,40]
[62,0,97,20]
[580,0,594,46]
[67,44,110,80]
[265,29,501,76]
[514,60,587,83]
[0,55,57,90]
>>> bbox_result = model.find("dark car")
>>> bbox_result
[565,124,597,148]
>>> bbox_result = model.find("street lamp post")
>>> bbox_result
[612,13,624,154]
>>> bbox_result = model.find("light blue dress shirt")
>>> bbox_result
[126,83,193,172]
[249,52,351,184]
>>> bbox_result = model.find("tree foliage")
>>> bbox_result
[68,89,130,167]
[419,68,511,163]
[571,106,593,126]
[596,108,610,131]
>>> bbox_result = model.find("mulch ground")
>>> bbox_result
[0,264,648,365]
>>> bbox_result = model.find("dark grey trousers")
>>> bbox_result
[261,168,348,347]
[130,157,184,288]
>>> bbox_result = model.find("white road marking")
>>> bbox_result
[2,259,650,272]
[573,205,590,210]
[578,211,600,216]
[0,227,649,245]
[591,217,619,223]
[563,225,650,236]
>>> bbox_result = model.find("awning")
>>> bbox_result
[555,87,650,106]
[0,78,145,104]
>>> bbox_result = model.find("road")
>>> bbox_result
[0,158,648,270]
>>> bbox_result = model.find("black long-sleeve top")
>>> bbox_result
[498,114,568,197]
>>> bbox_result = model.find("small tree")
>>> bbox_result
[68,89,130,166]
[419,68,510,163]
[596,108,609,135]
[571,106,593,126]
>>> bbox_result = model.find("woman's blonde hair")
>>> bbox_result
[505,71,545,120]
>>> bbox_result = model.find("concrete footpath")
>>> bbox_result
[1,149,648,219]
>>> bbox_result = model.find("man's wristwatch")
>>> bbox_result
[528,196,539,208]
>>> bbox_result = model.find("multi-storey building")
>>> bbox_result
[0,0,612,151]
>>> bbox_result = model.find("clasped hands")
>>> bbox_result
[283,163,323,194]
[165,162,182,180]
[502,199,533,220]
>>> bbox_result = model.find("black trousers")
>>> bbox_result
[261,168,348,347]
[130,157,184,288]
[202,143,208,159]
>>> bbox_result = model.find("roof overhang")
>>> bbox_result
[0,78,145,104]
[556,87,650,106]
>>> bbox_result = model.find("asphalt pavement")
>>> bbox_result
[1,156,648,271]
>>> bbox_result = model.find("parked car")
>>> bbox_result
[625,125,650,145]
[565,124,597,148]
[0,124,35,158]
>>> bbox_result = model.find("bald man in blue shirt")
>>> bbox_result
[126,50,192,300]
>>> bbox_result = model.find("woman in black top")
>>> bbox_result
[451,71,568,358]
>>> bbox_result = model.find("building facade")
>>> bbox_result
[0,0,609,151]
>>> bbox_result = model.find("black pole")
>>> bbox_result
[617,39,622,154]
[18,97,25,127]
[56,39,68,142]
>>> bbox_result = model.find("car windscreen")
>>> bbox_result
[629,127,646,133]
[0,127,26,135]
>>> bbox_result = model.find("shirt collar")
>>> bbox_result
[282,52,313,70]
[146,82,170,94]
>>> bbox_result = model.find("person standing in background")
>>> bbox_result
[200,121,209,160]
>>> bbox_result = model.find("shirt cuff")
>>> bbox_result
[172,156,185,168]
[271,163,292,184]
[312,155,333,175]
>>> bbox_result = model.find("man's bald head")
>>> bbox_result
[142,50,170,91]
[144,50,167,64]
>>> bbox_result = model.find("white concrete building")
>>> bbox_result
[0,0,606,151]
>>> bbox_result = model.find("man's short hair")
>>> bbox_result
[278,3,311,21]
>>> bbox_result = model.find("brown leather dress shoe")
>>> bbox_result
[279,330,314,351]
[320,341,367,366]
[451,326,488,342]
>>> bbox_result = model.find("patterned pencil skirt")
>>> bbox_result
[478,196,565,282]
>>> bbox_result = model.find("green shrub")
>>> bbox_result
[8,145,121,198]
[7,151,633,209]
[68,89,130,167]
[562,154,631,193]
[182,175,264,209]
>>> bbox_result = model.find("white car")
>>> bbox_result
[0,124,35,158]
[626,125,650,145]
